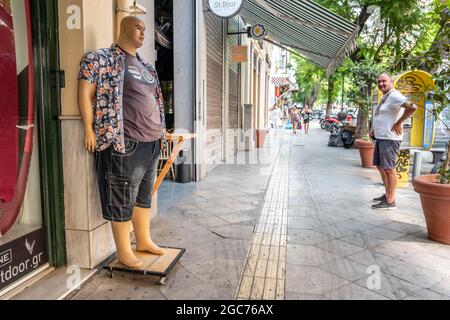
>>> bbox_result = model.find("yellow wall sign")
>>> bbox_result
[395,73,426,147]
[394,70,435,147]
[231,45,248,63]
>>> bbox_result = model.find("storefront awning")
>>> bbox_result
[240,0,359,75]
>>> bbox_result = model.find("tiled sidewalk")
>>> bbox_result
[284,124,450,300]
[69,123,450,300]
[69,145,277,300]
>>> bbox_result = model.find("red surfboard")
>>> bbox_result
[0,0,35,236]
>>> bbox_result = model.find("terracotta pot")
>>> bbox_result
[413,174,450,245]
[355,139,375,168]
[255,129,268,148]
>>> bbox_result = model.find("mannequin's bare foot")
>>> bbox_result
[117,251,144,268]
[136,240,167,255]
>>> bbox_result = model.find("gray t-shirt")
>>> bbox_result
[373,89,408,141]
[123,52,163,142]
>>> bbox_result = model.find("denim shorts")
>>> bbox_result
[95,138,160,222]
[373,139,401,170]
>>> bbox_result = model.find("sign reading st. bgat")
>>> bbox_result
[208,0,244,18]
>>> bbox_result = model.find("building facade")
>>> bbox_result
[0,0,276,296]
[1,0,358,297]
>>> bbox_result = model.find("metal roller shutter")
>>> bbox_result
[228,16,241,130]
[205,13,223,169]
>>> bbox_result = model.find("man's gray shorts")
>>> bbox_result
[373,139,401,170]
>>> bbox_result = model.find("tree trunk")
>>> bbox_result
[307,81,320,108]
[355,109,365,140]
[325,77,334,117]
[355,80,372,140]
[307,96,317,108]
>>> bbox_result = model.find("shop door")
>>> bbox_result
[0,0,63,295]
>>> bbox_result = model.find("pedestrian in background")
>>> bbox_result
[271,105,282,129]
[302,104,313,134]
[290,106,301,134]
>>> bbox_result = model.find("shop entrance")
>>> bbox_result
[0,0,65,296]
[155,0,174,131]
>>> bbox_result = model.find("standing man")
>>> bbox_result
[78,16,166,268]
[371,73,417,210]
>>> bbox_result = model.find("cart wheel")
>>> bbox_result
[158,277,166,285]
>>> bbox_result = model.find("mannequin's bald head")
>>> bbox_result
[117,16,146,52]
[120,16,144,32]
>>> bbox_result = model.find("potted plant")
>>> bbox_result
[412,8,450,244]
[412,104,450,245]
[413,165,450,244]
[348,61,381,168]
[355,135,376,168]
[255,128,269,148]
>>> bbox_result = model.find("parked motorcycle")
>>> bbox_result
[320,115,339,129]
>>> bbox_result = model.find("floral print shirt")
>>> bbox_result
[78,43,165,153]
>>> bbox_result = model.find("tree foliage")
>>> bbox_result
[317,0,441,139]
[292,0,446,146]
[291,56,325,108]
[421,6,449,175]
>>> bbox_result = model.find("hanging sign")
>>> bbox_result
[208,0,244,18]
[231,45,248,63]
[249,24,267,41]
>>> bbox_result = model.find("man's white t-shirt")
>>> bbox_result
[373,89,408,141]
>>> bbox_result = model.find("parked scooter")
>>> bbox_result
[321,115,337,127]
[321,115,340,130]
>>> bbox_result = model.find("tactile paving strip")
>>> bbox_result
[236,146,289,300]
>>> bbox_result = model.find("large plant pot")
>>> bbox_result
[255,129,268,148]
[355,139,375,168]
[413,174,450,245]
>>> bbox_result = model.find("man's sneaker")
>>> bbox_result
[371,200,396,210]
[373,194,386,202]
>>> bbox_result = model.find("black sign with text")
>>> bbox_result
[0,228,48,292]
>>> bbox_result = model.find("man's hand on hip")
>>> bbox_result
[392,123,403,135]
